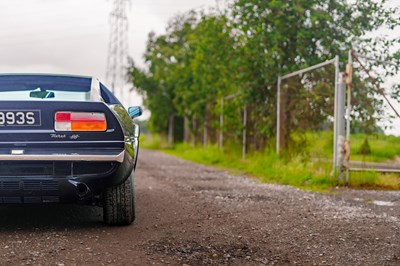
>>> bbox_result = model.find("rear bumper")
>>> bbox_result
[0,150,125,163]
[0,162,134,204]
[0,178,85,204]
[0,171,134,204]
[0,145,136,204]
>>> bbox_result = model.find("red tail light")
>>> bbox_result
[55,112,107,131]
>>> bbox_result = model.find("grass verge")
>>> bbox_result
[141,134,400,192]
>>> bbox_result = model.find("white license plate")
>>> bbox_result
[0,110,41,126]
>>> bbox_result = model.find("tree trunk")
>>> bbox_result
[168,114,174,146]
[184,116,190,143]
[192,117,196,147]
[203,120,208,147]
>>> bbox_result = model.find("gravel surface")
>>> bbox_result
[0,149,399,265]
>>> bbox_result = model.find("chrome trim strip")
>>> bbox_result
[0,151,125,163]
[0,141,124,144]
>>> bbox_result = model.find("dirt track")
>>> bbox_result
[0,149,399,265]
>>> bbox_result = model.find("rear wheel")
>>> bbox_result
[103,173,135,225]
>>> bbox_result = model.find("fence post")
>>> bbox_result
[184,116,190,143]
[242,106,247,160]
[276,76,281,154]
[192,117,196,147]
[219,98,224,151]
[345,50,353,184]
[203,119,208,147]
[333,55,340,175]
[336,74,346,180]
[168,114,174,146]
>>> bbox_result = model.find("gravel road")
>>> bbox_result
[0,149,399,265]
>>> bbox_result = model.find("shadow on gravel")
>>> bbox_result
[0,205,104,231]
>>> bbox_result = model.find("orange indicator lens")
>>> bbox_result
[71,121,107,131]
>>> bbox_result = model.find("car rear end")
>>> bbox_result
[0,75,135,205]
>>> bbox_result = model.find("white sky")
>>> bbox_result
[0,0,398,134]
[0,0,216,106]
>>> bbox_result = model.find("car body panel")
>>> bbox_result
[0,74,140,204]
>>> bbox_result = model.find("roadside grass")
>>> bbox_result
[167,144,335,192]
[350,134,400,162]
[139,134,163,150]
[304,131,400,163]
[141,134,400,192]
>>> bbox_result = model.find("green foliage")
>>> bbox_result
[163,142,334,192]
[347,171,379,188]
[360,137,372,156]
[141,134,165,149]
[143,131,400,191]
[282,131,400,163]
[129,0,400,152]
[351,134,400,162]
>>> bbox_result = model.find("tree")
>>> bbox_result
[231,0,399,149]
[129,0,399,152]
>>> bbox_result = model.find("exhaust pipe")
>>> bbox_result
[69,180,91,198]
[76,183,90,197]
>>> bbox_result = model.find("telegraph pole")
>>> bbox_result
[106,0,130,100]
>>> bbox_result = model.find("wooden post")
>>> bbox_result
[219,98,224,151]
[203,119,208,147]
[168,114,174,146]
[192,118,196,147]
[242,106,247,160]
[184,116,190,143]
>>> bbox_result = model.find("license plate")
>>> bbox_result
[0,110,41,126]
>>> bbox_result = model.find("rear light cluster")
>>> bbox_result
[55,112,107,131]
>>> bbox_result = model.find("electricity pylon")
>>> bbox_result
[106,0,130,100]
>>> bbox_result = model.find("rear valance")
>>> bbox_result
[0,149,124,163]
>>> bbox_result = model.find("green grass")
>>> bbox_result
[166,143,336,192]
[140,134,163,150]
[141,135,336,192]
[297,132,400,163]
[350,134,400,162]
[141,134,400,192]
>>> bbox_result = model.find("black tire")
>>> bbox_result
[103,173,135,226]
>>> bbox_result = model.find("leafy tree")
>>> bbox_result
[128,0,399,153]
[231,0,399,150]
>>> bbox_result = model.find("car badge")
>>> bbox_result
[11,149,25,155]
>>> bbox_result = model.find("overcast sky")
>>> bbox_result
[0,0,216,79]
[0,0,395,74]
[0,0,399,134]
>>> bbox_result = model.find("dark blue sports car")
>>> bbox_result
[0,74,142,225]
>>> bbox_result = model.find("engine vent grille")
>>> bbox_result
[0,162,116,178]
[0,181,19,190]
[23,180,59,191]
[0,180,59,191]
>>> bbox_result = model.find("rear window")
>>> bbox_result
[0,75,92,101]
